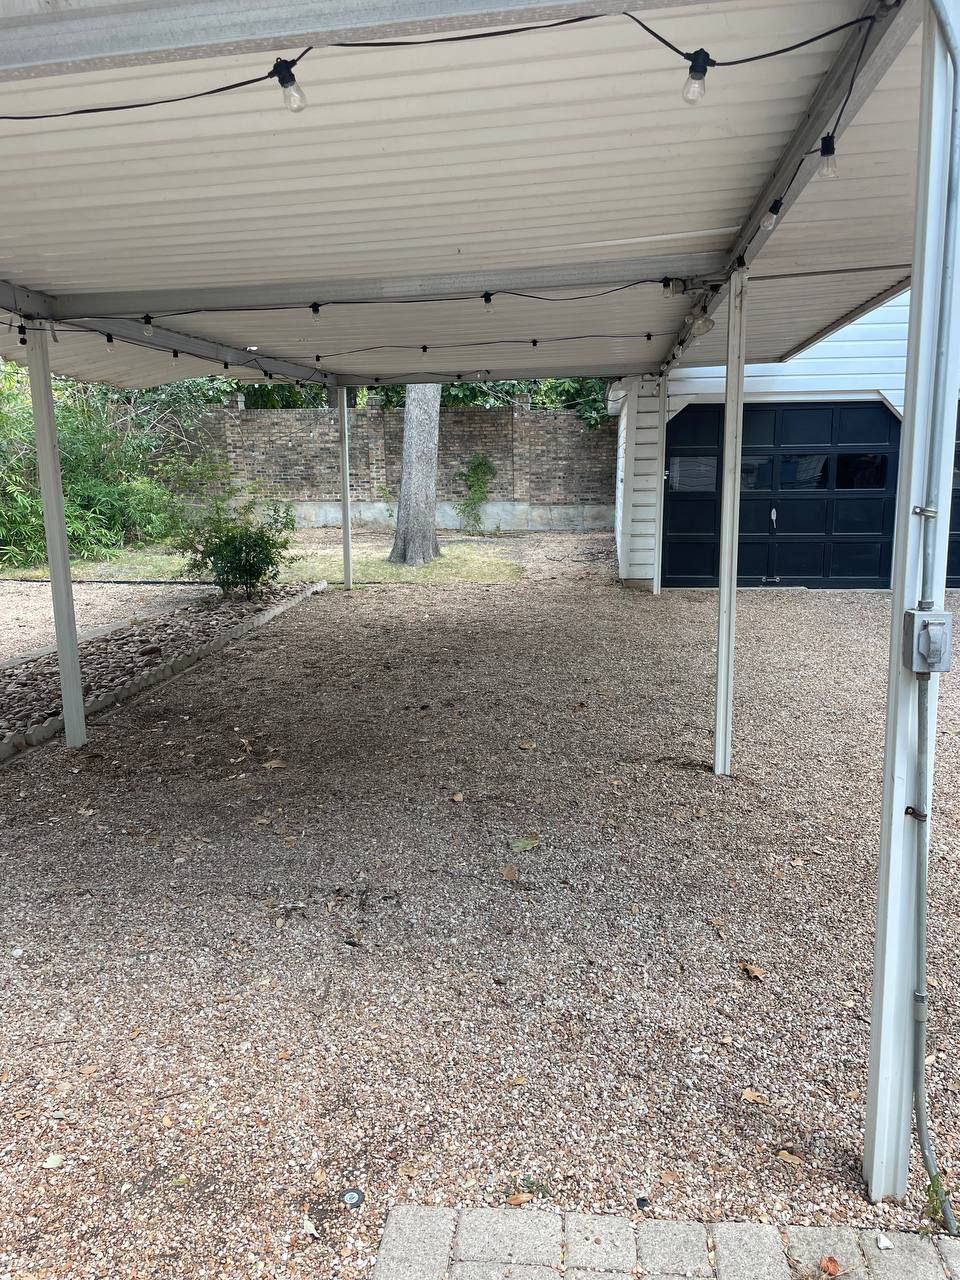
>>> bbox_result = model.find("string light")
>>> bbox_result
[311,303,321,321]
[760,198,784,231]
[483,291,495,312]
[142,314,154,337]
[172,349,179,359]
[105,333,114,349]
[17,323,27,346]
[269,58,307,113]
[818,134,838,179]
[682,48,714,104]
[0,12,878,128]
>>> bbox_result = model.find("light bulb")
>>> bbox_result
[142,314,154,337]
[682,73,706,104]
[760,198,783,232]
[311,303,321,321]
[106,334,114,351]
[282,81,307,113]
[818,134,838,180]
[682,49,711,105]
[271,58,307,113]
[483,291,494,312]
[689,313,715,338]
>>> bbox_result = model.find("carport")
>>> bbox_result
[0,0,957,1216]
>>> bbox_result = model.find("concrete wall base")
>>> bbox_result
[290,500,615,533]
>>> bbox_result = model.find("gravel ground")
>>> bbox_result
[0,582,212,666]
[1,561,959,1280]
[1,586,310,741]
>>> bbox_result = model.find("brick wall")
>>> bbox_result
[203,399,617,506]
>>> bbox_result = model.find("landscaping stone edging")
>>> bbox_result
[0,581,326,763]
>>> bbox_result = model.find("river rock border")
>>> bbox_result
[0,581,326,763]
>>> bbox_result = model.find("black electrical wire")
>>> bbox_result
[0,47,312,122]
[0,8,889,124]
[832,15,875,134]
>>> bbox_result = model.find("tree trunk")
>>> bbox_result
[388,383,441,566]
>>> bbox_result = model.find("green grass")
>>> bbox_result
[0,540,522,587]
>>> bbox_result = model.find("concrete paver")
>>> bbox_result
[565,1212,636,1272]
[939,1236,960,1279]
[454,1209,562,1267]
[636,1219,712,1276]
[709,1222,791,1280]
[858,1229,946,1280]
[784,1225,867,1279]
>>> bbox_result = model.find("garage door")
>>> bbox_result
[662,402,901,589]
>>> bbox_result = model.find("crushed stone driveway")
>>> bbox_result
[1,576,959,1280]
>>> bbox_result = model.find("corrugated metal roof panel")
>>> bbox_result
[0,1,926,386]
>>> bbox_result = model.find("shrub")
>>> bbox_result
[456,451,496,535]
[176,500,295,598]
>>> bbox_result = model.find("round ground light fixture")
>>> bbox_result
[340,1188,365,1209]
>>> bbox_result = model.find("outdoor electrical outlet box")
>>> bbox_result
[903,609,953,673]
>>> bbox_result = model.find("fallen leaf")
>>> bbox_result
[303,1214,320,1238]
[628,904,641,917]
[738,960,766,981]
[517,741,538,751]
[819,1258,840,1277]
[277,1048,292,1061]
[720,1034,733,1046]
[450,792,464,803]
[129,1027,143,1039]
[313,1168,328,1185]
[741,1088,768,1105]
[506,1192,534,1206]
[264,759,286,770]
[510,835,540,853]
[79,1065,97,1077]
[928,976,940,989]
[791,858,804,867]
[501,864,519,882]
[776,1149,802,1166]
[707,917,724,929]
[42,1154,64,1170]
[659,1170,679,1184]
[507,1074,527,1087]
[161,1114,173,1129]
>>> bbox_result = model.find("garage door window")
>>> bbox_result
[741,457,773,489]
[837,453,888,489]
[781,454,829,489]
[669,457,717,491]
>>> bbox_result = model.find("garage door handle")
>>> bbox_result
[770,505,777,529]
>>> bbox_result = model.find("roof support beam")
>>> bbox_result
[0,280,328,384]
[776,276,912,362]
[67,317,331,384]
[0,0,707,81]
[46,253,727,322]
[665,0,922,372]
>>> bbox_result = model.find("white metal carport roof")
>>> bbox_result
[0,0,924,388]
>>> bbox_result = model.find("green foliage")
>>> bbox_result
[175,499,295,597]
[374,377,611,428]
[239,381,330,410]
[0,361,232,569]
[456,451,496,535]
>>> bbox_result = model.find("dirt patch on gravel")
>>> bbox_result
[1,574,959,1279]
[0,581,212,665]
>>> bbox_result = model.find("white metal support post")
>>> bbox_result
[651,375,668,595]
[713,267,748,777]
[865,3,960,1203]
[24,326,87,748]
[336,384,353,591]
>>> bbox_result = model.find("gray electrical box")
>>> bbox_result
[903,609,953,673]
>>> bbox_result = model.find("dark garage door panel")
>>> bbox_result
[662,401,903,589]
